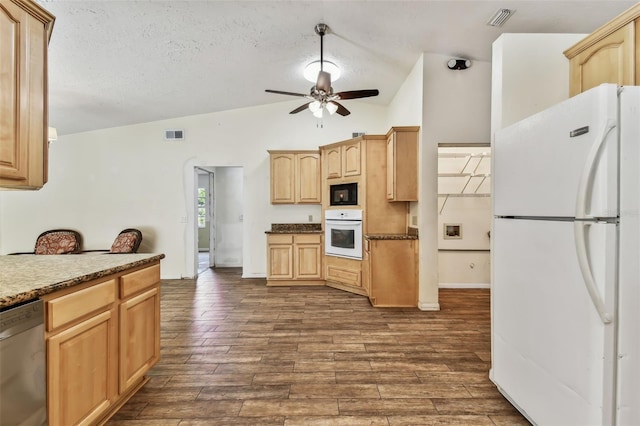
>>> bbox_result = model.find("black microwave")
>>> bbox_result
[329,182,358,206]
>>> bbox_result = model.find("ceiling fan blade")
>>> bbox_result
[316,71,332,93]
[329,101,350,116]
[335,89,379,100]
[289,102,311,114]
[265,89,307,97]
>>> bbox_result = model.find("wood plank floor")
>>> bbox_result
[107,268,530,425]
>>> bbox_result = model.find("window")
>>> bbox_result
[197,187,207,228]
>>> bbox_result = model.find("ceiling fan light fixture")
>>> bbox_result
[309,100,322,113]
[325,102,338,115]
[304,60,341,83]
[312,108,323,118]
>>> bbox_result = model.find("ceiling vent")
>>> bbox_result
[164,129,184,141]
[487,8,515,27]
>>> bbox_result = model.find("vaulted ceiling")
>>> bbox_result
[39,1,635,135]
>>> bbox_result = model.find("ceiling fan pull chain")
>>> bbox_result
[320,29,323,72]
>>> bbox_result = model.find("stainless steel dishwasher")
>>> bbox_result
[0,299,46,426]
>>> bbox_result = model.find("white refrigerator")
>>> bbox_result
[491,84,640,426]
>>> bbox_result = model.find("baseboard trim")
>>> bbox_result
[418,302,440,311]
[439,283,490,289]
[241,273,267,279]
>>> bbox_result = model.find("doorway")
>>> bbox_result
[194,166,244,275]
[196,168,215,273]
[437,143,491,288]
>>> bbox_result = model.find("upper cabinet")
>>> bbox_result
[0,0,54,190]
[325,140,361,179]
[269,150,321,204]
[386,126,419,201]
[564,3,640,97]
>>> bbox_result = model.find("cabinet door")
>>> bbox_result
[369,240,417,307]
[48,310,117,426]
[325,147,342,179]
[386,133,395,200]
[294,234,323,280]
[342,142,361,177]
[0,0,52,189]
[120,287,160,393]
[296,153,321,203]
[386,128,418,201]
[362,240,371,295]
[295,243,322,279]
[270,153,295,203]
[267,242,294,279]
[569,22,634,96]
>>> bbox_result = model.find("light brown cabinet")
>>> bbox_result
[0,0,54,189]
[46,280,117,426]
[325,255,365,295]
[367,238,418,307]
[43,262,161,425]
[119,265,161,393]
[386,126,419,201]
[267,233,323,285]
[324,141,361,179]
[564,3,640,97]
[269,150,321,204]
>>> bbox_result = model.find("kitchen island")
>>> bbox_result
[0,252,164,425]
[0,252,164,308]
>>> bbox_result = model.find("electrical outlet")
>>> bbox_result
[411,216,418,226]
[308,215,313,222]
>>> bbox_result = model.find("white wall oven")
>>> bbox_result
[325,209,363,260]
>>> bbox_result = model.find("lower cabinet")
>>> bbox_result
[367,239,418,307]
[119,287,160,393]
[43,262,161,425]
[48,308,117,426]
[325,255,366,296]
[267,234,323,285]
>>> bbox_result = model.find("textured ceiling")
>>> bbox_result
[38,1,635,135]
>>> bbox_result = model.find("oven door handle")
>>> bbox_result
[325,219,362,225]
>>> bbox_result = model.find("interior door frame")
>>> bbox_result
[207,171,215,269]
[194,167,216,275]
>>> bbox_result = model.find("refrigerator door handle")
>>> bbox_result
[574,119,617,219]
[574,221,612,324]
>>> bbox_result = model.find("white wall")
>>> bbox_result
[491,33,586,134]
[388,56,424,228]
[0,100,387,279]
[213,166,243,267]
[418,53,492,309]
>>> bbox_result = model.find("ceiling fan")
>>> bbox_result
[265,23,379,118]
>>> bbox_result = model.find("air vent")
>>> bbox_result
[487,8,515,27]
[164,129,184,141]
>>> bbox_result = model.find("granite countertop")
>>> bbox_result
[365,227,418,240]
[0,253,165,309]
[365,234,419,240]
[265,223,323,234]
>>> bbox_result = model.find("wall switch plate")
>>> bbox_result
[308,215,313,222]
[411,216,418,226]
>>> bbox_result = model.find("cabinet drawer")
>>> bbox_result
[268,234,294,244]
[120,264,160,299]
[326,265,361,287]
[294,234,321,244]
[47,280,116,330]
